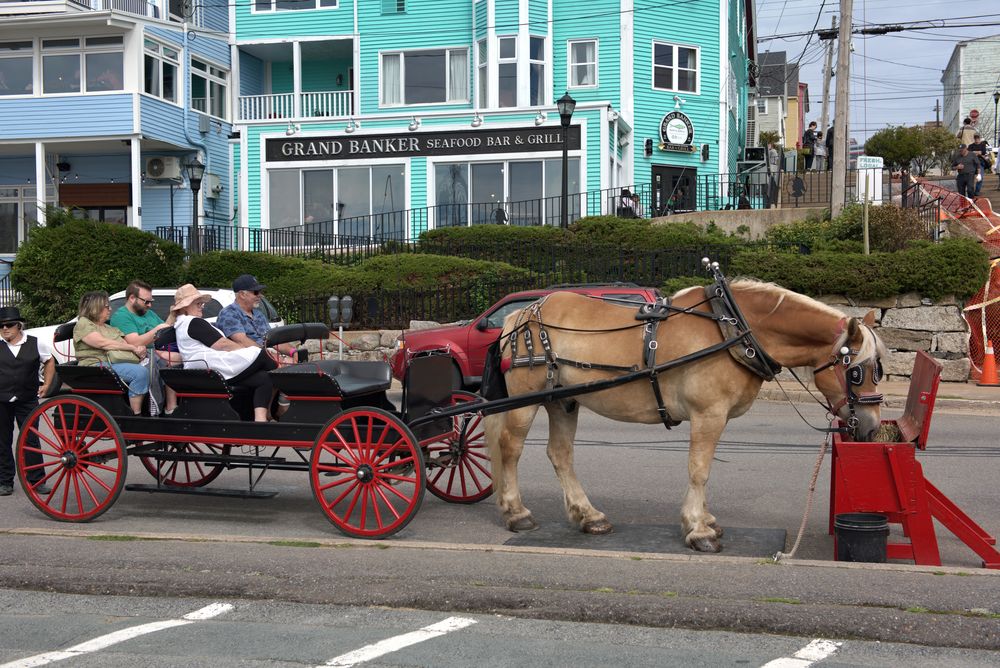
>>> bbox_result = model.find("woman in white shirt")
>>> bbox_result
[170,284,277,422]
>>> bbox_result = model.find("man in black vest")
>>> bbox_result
[0,306,55,496]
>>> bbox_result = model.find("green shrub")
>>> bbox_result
[829,203,931,252]
[12,212,185,324]
[355,253,530,288]
[731,237,986,301]
[661,276,713,296]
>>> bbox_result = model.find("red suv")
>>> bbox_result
[390,283,662,389]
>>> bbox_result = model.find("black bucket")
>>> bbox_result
[834,513,889,563]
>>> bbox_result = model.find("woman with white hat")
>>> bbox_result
[170,284,277,422]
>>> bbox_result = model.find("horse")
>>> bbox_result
[483,278,887,553]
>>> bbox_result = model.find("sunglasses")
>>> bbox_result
[244,290,261,296]
[139,298,154,306]
[0,321,20,328]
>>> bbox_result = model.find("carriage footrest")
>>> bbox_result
[125,483,278,499]
[133,450,287,466]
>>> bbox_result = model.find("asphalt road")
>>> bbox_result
[1,399,998,654]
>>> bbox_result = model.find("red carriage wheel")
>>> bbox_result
[138,443,231,487]
[423,391,492,504]
[16,395,127,522]
[310,407,425,538]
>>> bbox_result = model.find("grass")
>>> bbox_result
[87,535,142,542]
[266,540,322,548]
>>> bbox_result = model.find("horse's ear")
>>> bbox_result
[862,309,877,327]
[846,317,859,339]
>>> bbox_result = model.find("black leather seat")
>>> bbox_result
[265,323,330,363]
[270,360,392,398]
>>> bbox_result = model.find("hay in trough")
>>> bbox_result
[872,422,902,443]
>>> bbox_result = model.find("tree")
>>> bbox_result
[915,126,959,176]
[758,130,781,149]
[864,126,924,170]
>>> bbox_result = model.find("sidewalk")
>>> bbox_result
[758,378,1000,413]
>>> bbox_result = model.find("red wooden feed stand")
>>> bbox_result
[829,351,1000,569]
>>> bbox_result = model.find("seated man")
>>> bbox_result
[110,279,177,414]
[217,274,293,358]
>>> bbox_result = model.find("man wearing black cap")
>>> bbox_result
[969,133,990,196]
[0,306,54,496]
[217,274,295,357]
[953,144,979,199]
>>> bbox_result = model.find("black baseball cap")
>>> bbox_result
[233,274,266,292]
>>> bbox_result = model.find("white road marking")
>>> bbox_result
[0,602,234,668]
[761,638,843,668]
[322,616,478,667]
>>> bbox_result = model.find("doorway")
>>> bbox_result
[651,165,696,216]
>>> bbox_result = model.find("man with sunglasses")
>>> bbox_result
[110,280,176,414]
[0,306,55,496]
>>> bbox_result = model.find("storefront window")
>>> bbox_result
[0,41,33,96]
[269,170,300,229]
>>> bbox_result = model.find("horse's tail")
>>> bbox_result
[484,413,506,500]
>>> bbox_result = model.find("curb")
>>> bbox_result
[757,389,1000,413]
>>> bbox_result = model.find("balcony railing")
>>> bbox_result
[238,91,353,121]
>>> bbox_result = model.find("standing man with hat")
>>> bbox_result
[0,306,54,496]
[953,144,980,199]
[216,274,295,358]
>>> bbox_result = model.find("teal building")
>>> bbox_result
[233,0,758,239]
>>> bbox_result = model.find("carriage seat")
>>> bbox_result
[265,323,331,363]
[56,363,130,395]
[270,360,392,398]
[52,321,78,363]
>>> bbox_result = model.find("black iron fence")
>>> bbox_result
[0,262,19,307]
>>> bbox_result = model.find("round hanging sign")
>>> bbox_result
[658,111,695,152]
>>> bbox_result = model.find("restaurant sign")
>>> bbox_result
[267,125,582,162]
[658,111,696,153]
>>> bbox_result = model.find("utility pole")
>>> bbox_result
[830,0,853,218]
[820,16,836,135]
[934,99,941,127]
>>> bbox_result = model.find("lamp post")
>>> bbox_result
[186,158,205,255]
[557,91,576,228]
[993,91,1000,154]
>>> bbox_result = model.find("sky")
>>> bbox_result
[755,1,1000,146]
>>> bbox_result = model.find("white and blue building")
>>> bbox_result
[0,0,234,277]
[0,0,759,273]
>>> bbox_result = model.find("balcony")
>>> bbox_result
[0,0,160,18]
[238,91,354,122]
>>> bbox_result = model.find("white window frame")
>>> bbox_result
[528,35,545,107]
[252,0,338,14]
[567,38,598,89]
[41,36,124,96]
[191,56,229,121]
[497,35,517,108]
[476,38,487,108]
[378,47,470,107]
[756,97,767,115]
[143,39,180,105]
[651,41,700,95]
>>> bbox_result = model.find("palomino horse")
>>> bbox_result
[484,279,886,552]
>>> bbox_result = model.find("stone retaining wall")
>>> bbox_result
[817,293,970,382]
[305,299,971,383]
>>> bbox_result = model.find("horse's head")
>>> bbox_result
[812,310,887,441]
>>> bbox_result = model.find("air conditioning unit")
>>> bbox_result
[145,156,181,180]
[204,173,222,198]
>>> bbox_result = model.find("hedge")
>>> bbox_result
[11,215,185,325]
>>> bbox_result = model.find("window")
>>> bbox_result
[529,36,545,106]
[653,41,698,93]
[144,40,179,103]
[476,39,487,108]
[269,166,406,239]
[756,98,767,114]
[0,41,33,96]
[254,0,337,12]
[42,36,123,95]
[497,36,516,108]
[191,57,228,119]
[168,0,191,21]
[0,186,54,253]
[381,0,404,13]
[380,48,469,106]
[568,39,597,88]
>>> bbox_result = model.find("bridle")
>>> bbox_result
[812,325,884,430]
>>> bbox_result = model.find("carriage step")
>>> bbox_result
[135,451,288,466]
[125,483,278,499]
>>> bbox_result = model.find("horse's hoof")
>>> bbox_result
[709,523,724,538]
[582,519,614,535]
[508,516,539,532]
[689,536,722,553]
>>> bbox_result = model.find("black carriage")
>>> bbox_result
[15,323,490,538]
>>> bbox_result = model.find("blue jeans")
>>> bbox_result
[111,362,149,398]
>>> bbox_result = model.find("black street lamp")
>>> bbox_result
[993,91,1000,154]
[186,158,205,254]
[557,91,576,228]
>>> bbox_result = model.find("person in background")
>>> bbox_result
[73,291,149,415]
[813,131,827,171]
[110,279,177,414]
[957,117,977,147]
[968,133,990,197]
[802,121,818,170]
[630,193,645,218]
[0,306,54,497]
[171,284,277,422]
[824,126,835,171]
[952,144,979,199]
[616,188,636,218]
[766,141,780,209]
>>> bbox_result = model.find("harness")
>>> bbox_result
[504,260,781,429]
